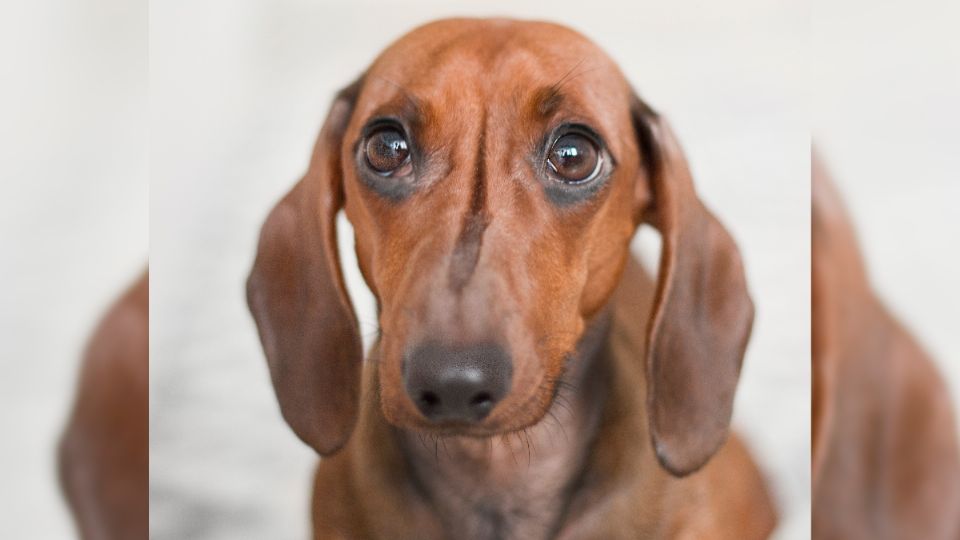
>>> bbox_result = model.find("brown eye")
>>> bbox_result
[547,133,601,183]
[365,127,410,175]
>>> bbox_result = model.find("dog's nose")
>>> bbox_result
[403,342,512,423]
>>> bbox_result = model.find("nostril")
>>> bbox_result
[418,390,440,412]
[468,391,495,418]
[404,341,512,423]
[469,391,492,408]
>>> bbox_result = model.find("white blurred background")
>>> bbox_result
[150,1,808,539]
[0,0,147,537]
[814,0,960,427]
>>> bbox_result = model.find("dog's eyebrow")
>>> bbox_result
[371,75,420,106]
[366,94,433,141]
[533,85,566,117]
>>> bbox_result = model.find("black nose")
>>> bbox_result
[403,342,512,423]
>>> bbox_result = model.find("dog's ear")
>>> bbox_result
[811,227,837,489]
[809,154,862,486]
[247,79,364,456]
[631,97,754,477]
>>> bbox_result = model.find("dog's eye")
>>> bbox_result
[547,133,602,183]
[365,127,411,176]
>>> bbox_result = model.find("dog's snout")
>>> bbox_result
[403,342,512,423]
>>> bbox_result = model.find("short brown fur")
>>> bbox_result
[248,19,776,539]
[59,271,149,540]
[812,157,960,539]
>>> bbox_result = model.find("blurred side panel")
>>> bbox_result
[0,0,147,536]
[814,0,960,536]
[812,156,960,538]
[59,272,149,539]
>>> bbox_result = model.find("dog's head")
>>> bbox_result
[248,18,752,476]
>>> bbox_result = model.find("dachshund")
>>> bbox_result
[248,18,776,539]
[58,271,149,540]
[812,156,960,539]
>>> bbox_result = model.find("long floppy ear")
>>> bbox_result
[632,98,755,476]
[809,153,862,486]
[246,79,364,456]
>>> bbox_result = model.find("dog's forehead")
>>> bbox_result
[358,18,629,117]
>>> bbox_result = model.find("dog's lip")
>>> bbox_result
[393,381,558,438]
[378,346,569,437]
[405,420,506,438]
[401,414,550,438]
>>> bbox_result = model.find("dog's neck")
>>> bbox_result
[394,311,612,540]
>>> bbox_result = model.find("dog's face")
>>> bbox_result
[248,18,754,476]
[341,20,645,436]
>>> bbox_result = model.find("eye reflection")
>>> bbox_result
[365,127,411,175]
[547,133,602,183]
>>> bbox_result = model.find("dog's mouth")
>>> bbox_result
[381,354,576,439]
[401,418,520,438]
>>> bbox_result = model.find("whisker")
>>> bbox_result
[550,58,586,94]
[523,428,534,466]
[504,433,519,466]
[552,395,574,417]
[555,63,605,92]
[546,410,569,444]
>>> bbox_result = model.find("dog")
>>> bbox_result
[248,19,776,539]
[58,270,149,540]
[812,156,960,538]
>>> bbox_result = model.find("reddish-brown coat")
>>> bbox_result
[59,271,149,540]
[812,158,960,539]
[248,19,777,539]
